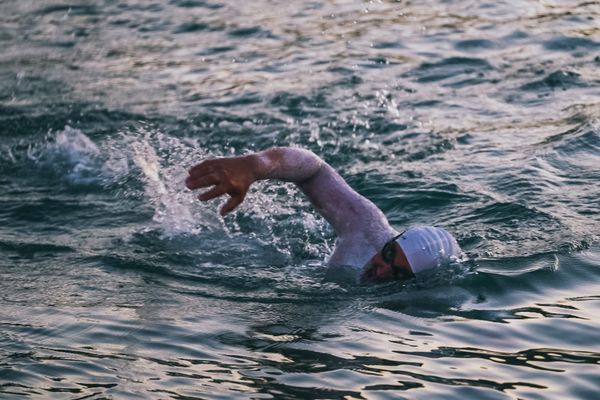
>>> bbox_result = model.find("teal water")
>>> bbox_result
[1,1,600,399]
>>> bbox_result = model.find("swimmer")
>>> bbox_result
[185,147,462,282]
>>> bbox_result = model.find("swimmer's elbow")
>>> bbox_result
[257,147,324,183]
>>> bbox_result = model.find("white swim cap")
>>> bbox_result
[396,226,461,274]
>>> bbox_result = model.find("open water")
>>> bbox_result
[1,1,600,399]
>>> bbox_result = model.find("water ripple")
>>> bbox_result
[2,0,600,398]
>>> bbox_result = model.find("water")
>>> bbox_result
[1,0,600,398]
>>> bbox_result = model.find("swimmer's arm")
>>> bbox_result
[186,147,389,236]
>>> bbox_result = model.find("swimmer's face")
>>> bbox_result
[361,240,413,283]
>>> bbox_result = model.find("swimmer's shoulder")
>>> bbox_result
[328,224,397,268]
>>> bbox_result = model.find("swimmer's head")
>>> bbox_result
[361,226,461,283]
[361,235,413,282]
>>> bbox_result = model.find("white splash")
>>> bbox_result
[130,135,222,236]
[29,126,103,184]
[26,126,330,255]
[23,126,133,186]
[26,126,226,237]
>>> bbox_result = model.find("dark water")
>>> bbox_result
[1,0,600,399]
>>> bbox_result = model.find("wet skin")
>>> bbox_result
[185,151,412,284]
[185,147,396,271]
[361,241,413,283]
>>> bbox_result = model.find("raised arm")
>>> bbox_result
[185,147,391,239]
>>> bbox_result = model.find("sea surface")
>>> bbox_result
[1,1,600,399]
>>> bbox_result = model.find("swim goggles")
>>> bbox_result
[381,231,413,280]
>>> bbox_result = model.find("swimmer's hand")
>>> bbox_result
[186,155,258,216]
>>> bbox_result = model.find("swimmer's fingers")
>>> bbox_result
[220,195,245,216]
[188,160,214,175]
[185,173,219,190]
[198,185,228,201]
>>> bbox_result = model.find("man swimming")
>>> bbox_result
[185,147,461,282]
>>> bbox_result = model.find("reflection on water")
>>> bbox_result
[1,0,600,398]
